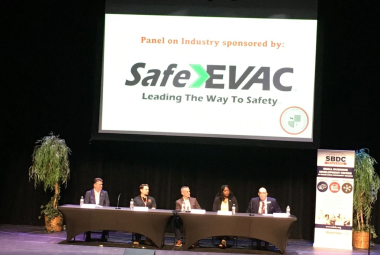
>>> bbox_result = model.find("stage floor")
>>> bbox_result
[0,224,379,255]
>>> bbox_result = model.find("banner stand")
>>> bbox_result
[313,149,355,250]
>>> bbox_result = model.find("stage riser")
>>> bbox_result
[123,248,155,255]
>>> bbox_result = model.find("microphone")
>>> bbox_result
[115,193,121,209]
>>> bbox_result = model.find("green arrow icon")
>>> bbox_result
[189,64,210,88]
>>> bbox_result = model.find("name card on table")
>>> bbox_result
[217,210,232,215]
[273,213,290,218]
[190,209,206,214]
[133,206,149,211]
[80,204,97,209]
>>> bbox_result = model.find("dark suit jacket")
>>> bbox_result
[84,189,110,206]
[212,196,239,212]
[133,195,156,209]
[246,197,281,214]
[175,197,201,210]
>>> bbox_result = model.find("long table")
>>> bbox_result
[58,205,296,253]
[58,205,173,248]
[178,212,297,253]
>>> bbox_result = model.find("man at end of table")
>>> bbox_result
[84,177,110,242]
[247,187,282,250]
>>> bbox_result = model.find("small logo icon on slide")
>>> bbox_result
[280,107,309,135]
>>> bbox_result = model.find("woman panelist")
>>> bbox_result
[212,185,239,248]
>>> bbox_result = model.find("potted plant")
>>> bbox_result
[29,132,71,232]
[353,148,380,248]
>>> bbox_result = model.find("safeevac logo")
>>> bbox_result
[280,106,309,135]
[125,63,293,91]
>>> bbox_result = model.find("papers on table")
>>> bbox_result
[80,204,97,209]
[190,209,206,214]
[273,213,290,218]
[133,206,149,211]
[217,210,233,215]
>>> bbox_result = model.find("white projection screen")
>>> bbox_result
[93,0,320,147]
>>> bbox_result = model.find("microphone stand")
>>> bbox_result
[115,193,121,209]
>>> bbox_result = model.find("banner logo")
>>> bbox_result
[280,106,309,135]
[329,182,340,193]
[342,183,353,194]
[324,153,347,165]
[317,181,328,192]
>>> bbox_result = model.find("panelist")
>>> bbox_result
[174,186,201,247]
[247,187,281,250]
[212,185,238,248]
[133,184,156,245]
[84,177,110,242]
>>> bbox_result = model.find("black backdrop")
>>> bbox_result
[2,0,380,243]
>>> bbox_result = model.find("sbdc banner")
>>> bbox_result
[313,149,355,250]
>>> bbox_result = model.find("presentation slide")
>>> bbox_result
[100,14,317,142]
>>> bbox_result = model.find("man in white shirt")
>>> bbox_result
[84,178,110,242]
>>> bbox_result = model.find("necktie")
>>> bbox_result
[261,201,265,214]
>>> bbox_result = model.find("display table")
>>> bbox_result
[59,205,296,253]
[58,205,173,248]
[178,212,297,253]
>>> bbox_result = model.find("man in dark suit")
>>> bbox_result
[133,184,156,246]
[84,177,110,242]
[175,186,201,211]
[174,186,201,247]
[247,187,281,214]
[246,187,282,250]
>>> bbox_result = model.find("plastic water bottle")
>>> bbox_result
[80,196,84,206]
[286,205,290,215]
[130,198,134,209]
[232,204,236,215]
[181,201,185,212]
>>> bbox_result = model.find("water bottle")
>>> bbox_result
[232,204,236,215]
[181,201,185,212]
[286,205,290,215]
[80,196,84,206]
[130,198,134,209]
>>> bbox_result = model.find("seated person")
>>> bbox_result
[84,177,110,242]
[246,187,281,250]
[212,185,238,248]
[133,184,156,245]
[174,186,201,247]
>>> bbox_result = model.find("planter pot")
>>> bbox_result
[353,231,370,249]
[44,215,62,232]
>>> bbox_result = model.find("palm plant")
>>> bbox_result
[29,132,71,232]
[353,148,380,238]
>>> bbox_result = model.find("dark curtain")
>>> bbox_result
[2,0,380,243]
